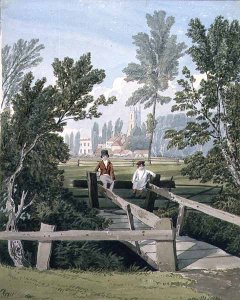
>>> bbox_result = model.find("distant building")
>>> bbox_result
[133,149,148,158]
[112,149,133,157]
[127,106,141,136]
[79,138,93,155]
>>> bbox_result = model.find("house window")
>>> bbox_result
[84,143,86,146]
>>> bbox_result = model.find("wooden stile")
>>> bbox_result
[145,174,161,212]
[176,205,186,236]
[87,172,99,208]
[36,223,55,271]
[126,204,141,254]
[155,219,177,271]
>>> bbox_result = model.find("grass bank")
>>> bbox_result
[0,265,216,300]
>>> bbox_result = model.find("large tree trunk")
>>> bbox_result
[221,147,240,187]
[6,211,28,267]
[148,97,157,165]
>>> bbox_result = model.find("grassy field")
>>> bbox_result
[0,265,217,300]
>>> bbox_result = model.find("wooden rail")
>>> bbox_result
[98,184,161,228]
[149,184,240,235]
[0,229,174,242]
[74,178,175,189]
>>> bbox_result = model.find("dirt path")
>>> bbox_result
[180,269,240,300]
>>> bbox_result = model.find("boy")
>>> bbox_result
[94,150,115,191]
[131,161,155,198]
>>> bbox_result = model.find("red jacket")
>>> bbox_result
[95,160,116,180]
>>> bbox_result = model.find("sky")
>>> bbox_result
[2,0,240,137]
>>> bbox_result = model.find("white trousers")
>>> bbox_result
[100,175,114,191]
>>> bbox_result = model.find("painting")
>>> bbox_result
[0,1,240,299]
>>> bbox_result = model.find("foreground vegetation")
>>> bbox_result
[0,265,217,300]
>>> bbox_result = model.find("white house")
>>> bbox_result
[79,138,93,155]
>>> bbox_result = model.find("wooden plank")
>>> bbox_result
[155,219,177,272]
[87,172,99,208]
[149,184,240,227]
[36,223,55,271]
[145,174,161,212]
[126,204,141,254]
[98,184,161,228]
[176,205,186,237]
[73,179,175,189]
[0,229,174,242]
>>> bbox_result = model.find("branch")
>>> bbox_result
[16,190,28,220]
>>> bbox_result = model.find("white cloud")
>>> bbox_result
[63,76,180,137]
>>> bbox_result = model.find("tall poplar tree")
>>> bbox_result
[123,10,186,163]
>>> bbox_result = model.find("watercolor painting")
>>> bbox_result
[0,0,240,299]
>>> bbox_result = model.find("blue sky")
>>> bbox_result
[2,0,240,136]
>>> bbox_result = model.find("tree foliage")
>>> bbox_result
[101,123,107,144]
[165,16,240,188]
[123,10,186,162]
[74,131,81,155]
[91,122,99,153]
[107,121,113,140]
[69,132,74,154]
[114,117,123,137]
[2,39,44,109]
[0,53,116,267]
[125,125,149,151]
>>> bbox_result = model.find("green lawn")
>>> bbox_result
[0,265,216,300]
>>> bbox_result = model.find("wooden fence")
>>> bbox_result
[0,226,174,271]
[148,183,240,236]
[0,173,177,272]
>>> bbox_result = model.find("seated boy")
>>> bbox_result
[94,150,115,191]
[131,161,155,198]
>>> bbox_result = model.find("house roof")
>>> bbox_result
[112,141,123,146]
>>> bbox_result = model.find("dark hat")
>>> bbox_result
[101,149,109,157]
[136,160,145,166]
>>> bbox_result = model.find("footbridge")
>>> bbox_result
[0,172,240,272]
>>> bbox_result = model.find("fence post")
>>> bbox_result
[155,218,177,271]
[126,204,141,254]
[36,223,55,271]
[87,171,99,208]
[145,174,161,212]
[176,204,186,236]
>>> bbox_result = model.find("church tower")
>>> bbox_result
[127,105,141,136]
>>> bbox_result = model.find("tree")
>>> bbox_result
[123,10,186,164]
[74,131,80,155]
[141,122,147,137]
[0,39,44,187]
[102,123,107,145]
[165,16,240,188]
[1,53,116,267]
[1,39,44,109]
[114,117,123,137]
[125,126,149,151]
[107,121,113,140]
[69,132,74,154]
[91,122,99,154]
[64,133,70,147]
